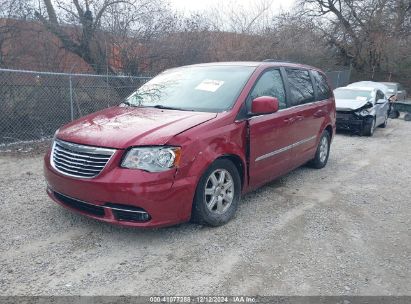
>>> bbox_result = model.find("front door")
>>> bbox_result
[247,69,295,189]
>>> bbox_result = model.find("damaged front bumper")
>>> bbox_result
[336,111,373,133]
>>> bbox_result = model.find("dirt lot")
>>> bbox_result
[0,118,410,296]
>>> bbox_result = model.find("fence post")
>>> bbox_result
[69,75,74,121]
[337,71,341,88]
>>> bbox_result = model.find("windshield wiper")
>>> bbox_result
[151,105,192,111]
[121,103,193,111]
[121,100,134,107]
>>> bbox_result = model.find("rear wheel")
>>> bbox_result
[308,130,330,169]
[191,159,241,227]
[389,109,400,119]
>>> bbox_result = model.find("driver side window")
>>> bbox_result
[376,90,385,101]
[247,69,286,111]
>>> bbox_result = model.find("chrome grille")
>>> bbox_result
[51,139,115,178]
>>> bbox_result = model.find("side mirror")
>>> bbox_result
[376,99,386,104]
[251,96,279,115]
[365,101,374,108]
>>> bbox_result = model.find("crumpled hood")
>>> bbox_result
[335,98,370,111]
[57,106,217,149]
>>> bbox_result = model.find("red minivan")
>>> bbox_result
[44,61,336,227]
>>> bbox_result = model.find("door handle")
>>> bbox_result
[295,115,304,121]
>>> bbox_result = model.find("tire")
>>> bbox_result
[379,112,388,128]
[362,117,376,136]
[191,159,241,227]
[389,110,400,119]
[308,130,330,169]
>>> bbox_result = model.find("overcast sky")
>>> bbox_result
[168,0,296,14]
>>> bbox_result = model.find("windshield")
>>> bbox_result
[334,89,373,101]
[124,66,256,112]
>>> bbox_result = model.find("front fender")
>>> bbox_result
[178,127,247,180]
[169,121,248,219]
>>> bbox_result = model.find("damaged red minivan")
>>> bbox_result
[44,61,335,227]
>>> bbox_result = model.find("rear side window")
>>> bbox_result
[248,69,287,109]
[312,70,332,100]
[286,69,315,106]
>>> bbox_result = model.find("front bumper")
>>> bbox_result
[336,112,372,133]
[44,149,197,228]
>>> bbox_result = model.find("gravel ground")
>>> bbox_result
[0,118,410,296]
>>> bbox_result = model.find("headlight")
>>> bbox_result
[121,146,181,172]
[357,109,369,116]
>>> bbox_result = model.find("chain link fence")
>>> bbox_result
[324,69,351,89]
[0,68,150,145]
[0,68,351,145]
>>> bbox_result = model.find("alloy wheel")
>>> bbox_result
[319,136,329,163]
[320,136,328,163]
[204,169,234,214]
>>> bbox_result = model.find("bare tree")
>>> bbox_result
[103,1,176,75]
[0,0,35,67]
[207,0,275,33]
[34,0,167,74]
[300,0,411,78]
[262,13,336,68]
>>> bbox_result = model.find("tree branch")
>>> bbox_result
[43,0,58,24]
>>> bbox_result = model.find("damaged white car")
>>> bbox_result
[334,86,390,136]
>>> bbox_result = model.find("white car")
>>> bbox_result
[347,81,392,99]
[379,82,407,102]
[348,81,398,118]
[334,86,390,136]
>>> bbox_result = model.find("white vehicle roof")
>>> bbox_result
[380,82,399,85]
[347,81,389,95]
[334,87,376,95]
[334,86,378,93]
[335,86,374,92]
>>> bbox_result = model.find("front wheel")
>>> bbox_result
[308,130,330,169]
[191,159,241,227]
[362,117,376,136]
[379,112,388,128]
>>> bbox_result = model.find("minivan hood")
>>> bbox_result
[57,106,217,149]
[335,98,370,111]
